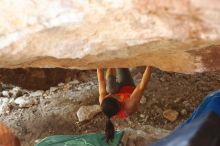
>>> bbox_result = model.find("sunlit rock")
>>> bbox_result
[0,0,220,73]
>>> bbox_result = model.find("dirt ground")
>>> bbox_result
[0,68,220,146]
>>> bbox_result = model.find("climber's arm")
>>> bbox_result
[97,68,107,104]
[125,66,152,115]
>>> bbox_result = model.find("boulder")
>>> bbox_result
[14,95,38,108]
[29,90,44,97]
[0,98,10,115]
[120,126,170,146]
[10,87,23,98]
[0,0,220,73]
[163,109,179,122]
[76,105,101,122]
[2,91,11,98]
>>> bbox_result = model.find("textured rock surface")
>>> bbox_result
[0,98,10,115]
[0,70,219,146]
[14,95,38,108]
[76,105,101,122]
[0,0,220,73]
[163,109,179,122]
[120,126,170,146]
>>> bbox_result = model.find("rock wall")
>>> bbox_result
[0,68,91,90]
[0,0,220,73]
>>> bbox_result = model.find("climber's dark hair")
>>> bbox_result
[101,96,120,143]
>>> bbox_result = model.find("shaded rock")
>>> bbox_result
[29,90,44,97]
[76,105,101,122]
[63,84,72,90]
[155,107,163,114]
[163,109,179,122]
[159,77,166,82]
[79,73,91,82]
[121,128,154,146]
[69,80,80,84]
[2,91,11,97]
[44,95,52,99]
[174,98,182,103]
[0,68,79,90]
[142,125,170,140]
[181,109,187,116]
[140,96,147,104]
[85,86,92,90]
[76,86,83,91]
[14,96,38,108]
[49,87,58,93]
[133,72,142,85]
[1,84,14,90]
[0,84,2,92]
[120,126,170,146]
[140,114,145,118]
[58,83,64,87]
[0,98,10,115]
[69,80,80,85]
[10,87,23,98]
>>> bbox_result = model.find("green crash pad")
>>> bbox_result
[36,131,124,146]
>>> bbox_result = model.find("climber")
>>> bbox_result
[97,66,152,142]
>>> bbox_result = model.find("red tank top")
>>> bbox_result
[112,86,135,119]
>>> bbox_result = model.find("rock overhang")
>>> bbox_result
[0,0,220,73]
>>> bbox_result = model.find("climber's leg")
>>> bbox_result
[106,68,119,94]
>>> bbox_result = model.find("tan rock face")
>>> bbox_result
[163,109,179,122]
[0,0,220,73]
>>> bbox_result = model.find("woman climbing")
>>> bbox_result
[97,66,152,142]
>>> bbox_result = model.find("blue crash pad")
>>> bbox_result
[151,90,220,146]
